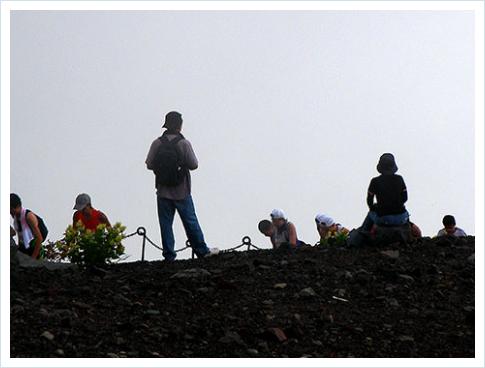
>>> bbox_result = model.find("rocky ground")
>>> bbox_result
[10,236,475,358]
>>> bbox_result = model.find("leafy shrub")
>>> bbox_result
[317,231,349,247]
[49,222,126,266]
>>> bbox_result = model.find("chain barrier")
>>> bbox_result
[123,227,261,261]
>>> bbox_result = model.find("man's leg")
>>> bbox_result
[157,196,177,261]
[361,211,377,231]
[175,195,210,257]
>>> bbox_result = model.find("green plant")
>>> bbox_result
[318,231,349,247]
[52,222,126,266]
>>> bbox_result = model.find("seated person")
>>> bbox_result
[258,209,304,249]
[315,213,349,244]
[73,193,111,231]
[437,215,467,237]
[362,153,411,231]
[10,193,49,259]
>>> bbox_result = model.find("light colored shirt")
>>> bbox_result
[145,134,198,200]
[437,227,467,237]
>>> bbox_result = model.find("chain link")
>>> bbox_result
[124,228,262,259]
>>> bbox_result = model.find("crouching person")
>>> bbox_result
[437,215,467,237]
[72,193,111,231]
[315,213,349,246]
[258,209,305,250]
[10,193,48,259]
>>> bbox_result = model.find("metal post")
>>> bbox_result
[137,227,147,262]
[243,236,251,251]
[141,236,146,262]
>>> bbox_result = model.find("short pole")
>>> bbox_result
[141,236,146,262]
[137,227,147,262]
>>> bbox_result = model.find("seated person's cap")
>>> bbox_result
[315,213,335,227]
[270,209,287,220]
[73,193,91,210]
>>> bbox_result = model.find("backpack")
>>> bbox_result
[25,209,49,241]
[153,133,187,187]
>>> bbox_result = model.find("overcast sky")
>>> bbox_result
[11,10,475,261]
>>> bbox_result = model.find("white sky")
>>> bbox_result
[10,10,475,261]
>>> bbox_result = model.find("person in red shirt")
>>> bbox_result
[72,193,111,231]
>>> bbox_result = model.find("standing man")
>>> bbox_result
[145,111,218,261]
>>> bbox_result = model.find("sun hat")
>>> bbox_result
[377,153,398,175]
[73,193,91,211]
[315,213,335,227]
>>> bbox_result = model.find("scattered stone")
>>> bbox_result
[267,327,288,342]
[247,348,259,356]
[218,331,245,346]
[145,309,161,316]
[40,331,54,341]
[113,294,131,305]
[467,254,475,265]
[54,349,65,357]
[170,268,211,279]
[257,265,271,270]
[398,274,415,283]
[336,288,346,297]
[273,283,287,289]
[381,250,400,259]
[72,301,92,310]
[107,353,119,358]
[388,298,400,308]
[398,335,415,342]
[299,287,318,298]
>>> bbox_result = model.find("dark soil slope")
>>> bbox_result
[10,236,475,358]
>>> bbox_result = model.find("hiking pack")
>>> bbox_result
[154,133,187,187]
[25,209,49,241]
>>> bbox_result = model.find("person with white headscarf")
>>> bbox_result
[315,213,349,244]
[258,209,305,249]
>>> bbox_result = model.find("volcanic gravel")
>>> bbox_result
[10,236,475,358]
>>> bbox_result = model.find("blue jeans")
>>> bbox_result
[157,195,210,261]
[362,210,409,231]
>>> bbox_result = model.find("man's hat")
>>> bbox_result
[163,111,183,130]
[73,193,91,211]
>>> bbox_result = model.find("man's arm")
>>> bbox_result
[10,226,16,237]
[367,179,376,210]
[180,140,198,170]
[401,177,408,203]
[99,212,112,228]
[288,223,298,248]
[26,212,43,259]
[145,139,160,171]
[366,192,375,209]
